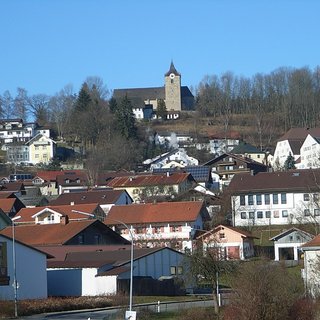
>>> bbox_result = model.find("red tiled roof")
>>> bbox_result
[0,192,15,199]
[301,234,320,248]
[0,220,98,246]
[15,203,100,223]
[50,190,129,206]
[106,172,191,188]
[0,182,24,192]
[105,201,207,225]
[229,169,320,193]
[35,170,86,182]
[0,198,16,214]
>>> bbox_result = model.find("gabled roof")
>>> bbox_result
[0,234,53,258]
[15,203,101,223]
[197,224,257,240]
[229,169,320,194]
[278,128,320,142]
[269,227,314,241]
[56,172,88,186]
[0,219,107,246]
[0,198,18,214]
[152,166,210,183]
[50,190,132,206]
[0,182,25,192]
[301,234,320,249]
[25,133,56,145]
[47,246,184,269]
[203,153,267,167]
[231,142,263,154]
[106,172,193,188]
[105,200,208,225]
[35,170,85,183]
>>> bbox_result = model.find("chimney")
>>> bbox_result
[61,215,69,225]
[250,170,254,176]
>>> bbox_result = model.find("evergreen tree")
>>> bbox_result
[284,153,296,170]
[115,95,137,139]
[156,99,167,119]
[75,83,91,112]
[109,97,117,113]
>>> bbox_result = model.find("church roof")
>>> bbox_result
[165,61,181,77]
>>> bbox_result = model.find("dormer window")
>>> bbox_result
[76,178,80,184]
[65,179,70,184]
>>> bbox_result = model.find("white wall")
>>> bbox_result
[303,250,320,298]
[233,191,320,227]
[0,235,47,300]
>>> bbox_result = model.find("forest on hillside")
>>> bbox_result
[1,66,320,169]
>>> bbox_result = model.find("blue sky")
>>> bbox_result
[1,0,319,97]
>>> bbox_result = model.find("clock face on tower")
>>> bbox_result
[169,73,175,80]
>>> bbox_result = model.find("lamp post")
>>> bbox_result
[108,218,135,320]
[11,215,21,318]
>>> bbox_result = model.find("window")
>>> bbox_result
[314,194,319,202]
[249,212,254,219]
[281,193,287,204]
[35,154,39,158]
[282,210,288,217]
[304,194,310,201]
[170,266,176,275]
[256,194,262,205]
[240,212,247,219]
[177,266,183,275]
[265,194,270,205]
[94,234,101,244]
[304,209,310,216]
[248,195,254,205]
[156,227,162,233]
[257,211,263,219]
[273,194,278,204]
[240,195,245,206]
[314,209,320,216]
[273,210,279,218]
[219,233,225,239]
[265,211,271,218]
[173,226,180,232]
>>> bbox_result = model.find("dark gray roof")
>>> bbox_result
[164,61,181,77]
[113,87,165,102]
[231,142,262,154]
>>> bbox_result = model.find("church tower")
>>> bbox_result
[165,62,181,111]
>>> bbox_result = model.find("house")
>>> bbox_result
[105,200,210,252]
[56,171,89,194]
[229,169,320,227]
[49,189,133,213]
[13,203,105,224]
[208,131,241,157]
[0,234,49,299]
[0,119,35,144]
[298,133,320,169]
[105,172,196,203]
[143,148,199,171]
[113,61,194,113]
[300,235,320,297]
[230,142,267,165]
[0,219,130,246]
[272,127,320,169]
[270,228,314,261]
[6,142,30,164]
[46,246,186,297]
[204,153,268,191]
[196,225,257,260]
[26,133,56,165]
[152,166,213,189]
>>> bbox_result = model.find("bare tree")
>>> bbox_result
[13,87,28,121]
[27,94,51,125]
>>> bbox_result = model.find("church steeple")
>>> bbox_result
[165,61,181,77]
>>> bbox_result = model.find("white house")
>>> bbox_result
[272,127,320,169]
[270,228,314,261]
[105,201,209,252]
[298,134,320,169]
[229,169,320,227]
[46,247,185,297]
[0,234,48,299]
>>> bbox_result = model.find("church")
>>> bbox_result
[113,62,194,118]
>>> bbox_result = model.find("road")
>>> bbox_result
[20,299,214,320]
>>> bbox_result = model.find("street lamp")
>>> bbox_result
[108,218,135,320]
[11,215,21,318]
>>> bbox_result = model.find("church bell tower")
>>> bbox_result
[165,62,181,111]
